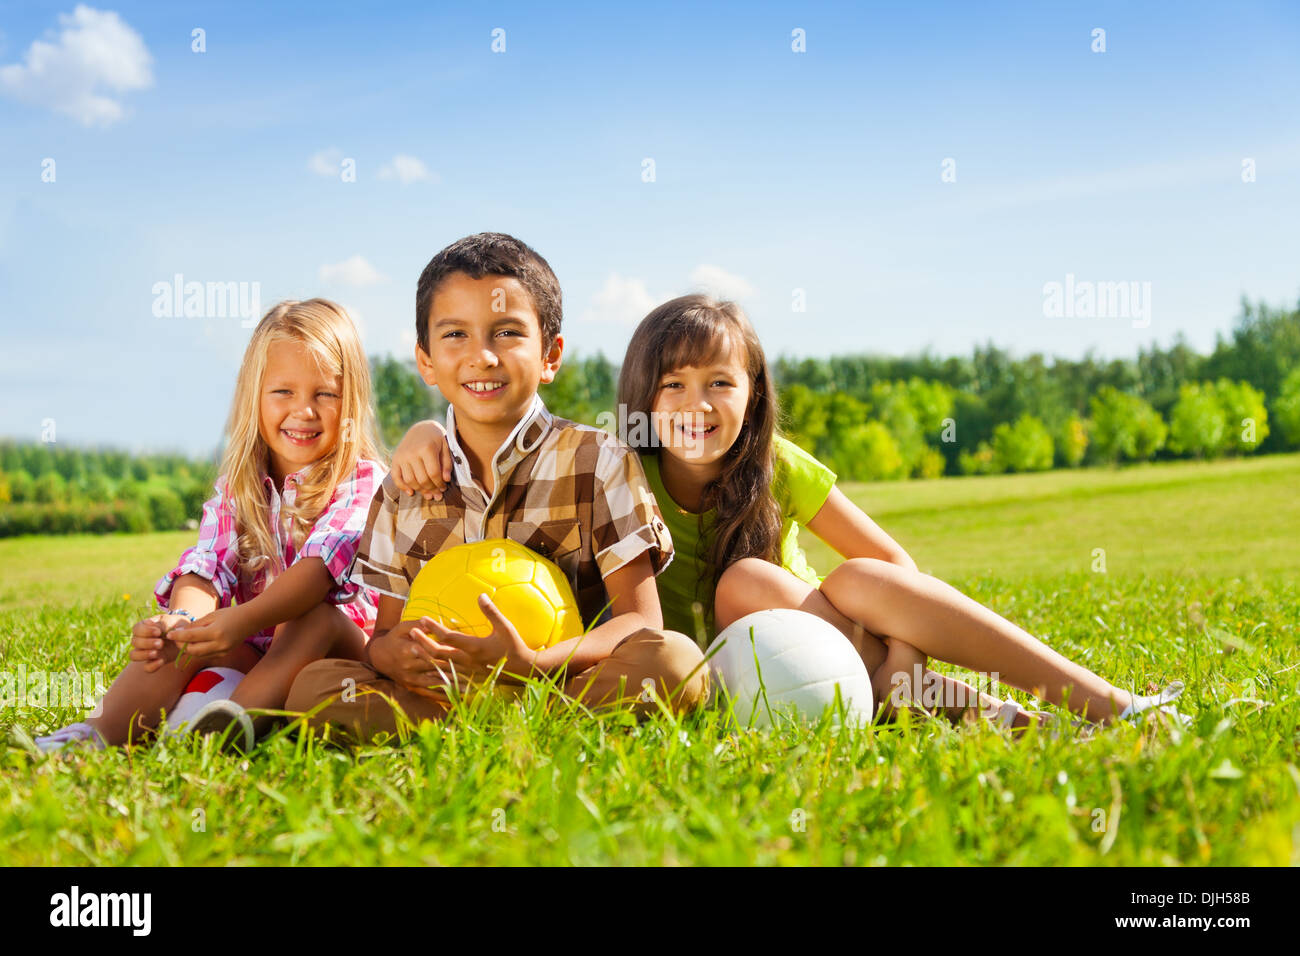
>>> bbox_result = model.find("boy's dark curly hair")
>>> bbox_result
[415,232,562,355]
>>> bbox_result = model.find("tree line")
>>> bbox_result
[2,296,1298,536]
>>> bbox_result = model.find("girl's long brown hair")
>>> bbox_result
[618,295,782,620]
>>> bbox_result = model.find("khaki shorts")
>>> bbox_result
[285,627,710,740]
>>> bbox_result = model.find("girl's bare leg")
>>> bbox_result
[712,560,1001,722]
[86,643,260,746]
[815,557,1136,722]
[230,603,366,735]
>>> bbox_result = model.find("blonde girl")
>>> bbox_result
[388,295,1185,727]
[37,299,387,752]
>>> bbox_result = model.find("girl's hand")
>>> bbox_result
[420,594,535,684]
[166,606,246,663]
[130,614,189,673]
[391,419,453,501]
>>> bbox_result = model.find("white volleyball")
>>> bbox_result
[705,609,875,728]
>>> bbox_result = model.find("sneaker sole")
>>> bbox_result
[190,705,254,754]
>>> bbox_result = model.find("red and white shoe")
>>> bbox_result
[163,667,245,736]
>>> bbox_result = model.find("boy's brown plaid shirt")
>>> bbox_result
[348,396,673,629]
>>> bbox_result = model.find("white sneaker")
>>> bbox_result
[1118,681,1190,727]
[33,722,106,754]
[163,667,245,736]
[188,699,256,753]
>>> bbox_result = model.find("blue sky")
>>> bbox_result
[2,0,1298,457]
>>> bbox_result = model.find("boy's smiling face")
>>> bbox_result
[415,271,563,452]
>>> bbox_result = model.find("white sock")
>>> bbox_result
[165,668,245,732]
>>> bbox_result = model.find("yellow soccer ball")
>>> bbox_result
[401,538,585,649]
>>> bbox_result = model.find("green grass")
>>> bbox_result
[2,455,1298,865]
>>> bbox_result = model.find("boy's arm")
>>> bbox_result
[529,552,660,676]
[804,487,919,571]
[419,553,661,682]
[367,592,470,694]
[525,439,671,675]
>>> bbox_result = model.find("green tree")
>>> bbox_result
[1168,383,1227,458]
[1274,367,1300,448]
[778,384,829,455]
[371,355,440,449]
[1089,387,1167,463]
[991,415,1054,472]
[819,392,872,470]
[958,441,998,475]
[839,422,905,481]
[145,486,187,531]
[83,471,114,502]
[868,382,925,476]
[1214,379,1269,453]
[541,358,590,422]
[1203,298,1300,410]
[915,447,946,479]
[7,469,35,503]
[1055,415,1088,467]
[33,471,68,504]
[943,390,991,474]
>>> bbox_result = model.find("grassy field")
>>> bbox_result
[1,455,1297,865]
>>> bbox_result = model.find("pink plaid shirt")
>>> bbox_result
[154,457,387,648]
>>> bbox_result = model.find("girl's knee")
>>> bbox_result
[268,603,361,658]
[716,558,800,627]
[823,557,908,597]
[716,557,777,593]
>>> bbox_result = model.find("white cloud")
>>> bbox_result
[0,5,153,127]
[308,147,343,177]
[319,255,387,287]
[582,273,658,325]
[378,154,436,184]
[689,264,755,301]
[340,305,368,343]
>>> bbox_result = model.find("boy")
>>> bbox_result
[286,233,708,737]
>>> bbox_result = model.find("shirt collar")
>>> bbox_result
[261,463,313,498]
[444,394,552,491]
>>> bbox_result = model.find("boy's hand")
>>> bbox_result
[391,419,453,501]
[167,606,246,662]
[421,594,535,684]
[367,618,457,698]
[130,613,190,673]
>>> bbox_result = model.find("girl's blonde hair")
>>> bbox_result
[218,298,385,590]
